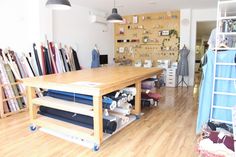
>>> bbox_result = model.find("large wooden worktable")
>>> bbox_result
[22,66,163,148]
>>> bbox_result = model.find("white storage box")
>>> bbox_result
[157,60,170,70]
[166,68,177,87]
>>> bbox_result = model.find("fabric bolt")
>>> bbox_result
[72,49,81,70]
[0,60,18,112]
[13,52,27,78]
[54,44,65,73]
[26,56,36,76]
[33,43,43,76]
[4,64,23,109]
[46,42,54,74]
[47,90,115,110]
[6,53,26,104]
[29,52,39,76]
[49,42,58,73]
[91,49,100,68]
[38,106,117,134]
[196,50,236,134]
[177,46,190,76]
[44,47,53,74]
[5,53,21,80]
[41,46,46,75]
[22,55,35,78]
[63,47,71,71]
[59,48,70,72]
[67,47,75,71]
[65,51,71,71]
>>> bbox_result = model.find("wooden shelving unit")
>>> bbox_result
[0,82,27,118]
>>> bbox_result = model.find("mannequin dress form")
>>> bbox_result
[177,45,190,87]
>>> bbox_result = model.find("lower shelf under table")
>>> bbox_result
[36,115,137,150]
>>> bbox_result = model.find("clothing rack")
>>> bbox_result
[209,0,236,124]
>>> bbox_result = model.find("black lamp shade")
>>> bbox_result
[46,0,71,10]
[107,8,123,23]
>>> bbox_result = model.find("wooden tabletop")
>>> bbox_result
[22,66,163,96]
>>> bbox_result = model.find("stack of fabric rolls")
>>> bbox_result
[38,87,136,134]
[141,78,161,107]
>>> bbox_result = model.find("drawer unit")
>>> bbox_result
[166,68,177,87]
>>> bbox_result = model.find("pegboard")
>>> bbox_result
[114,11,180,66]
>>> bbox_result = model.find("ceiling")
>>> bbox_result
[197,21,216,39]
[70,0,218,15]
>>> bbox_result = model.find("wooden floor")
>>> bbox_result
[0,86,200,157]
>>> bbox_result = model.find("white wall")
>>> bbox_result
[0,0,29,52]
[189,8,217,85]
[179,9,192,86]
[179,8,217,86]
[53,5,114,68]
[0,0,52,54]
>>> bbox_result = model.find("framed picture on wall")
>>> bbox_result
[133,16,138,24]
[160,30,170,36]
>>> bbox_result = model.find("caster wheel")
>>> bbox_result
[135,115,140,120]
[93,145,99,151]
[29,124,37,132]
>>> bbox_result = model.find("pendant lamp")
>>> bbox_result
[46,0,71,10]
[107,0,123,23]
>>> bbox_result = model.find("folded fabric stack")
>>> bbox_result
[197,122,234,157]
[141,78,162,107]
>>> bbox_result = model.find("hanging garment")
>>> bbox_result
[91,49,100,68]
[177,46,190,76]
[208,28,236,49]
[33,43,43,76]
[196,50,236,134]
[72,49,81,70]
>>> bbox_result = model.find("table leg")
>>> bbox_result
[27,87,37,123]
[133,81,141,115]
[93,96,103,146]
